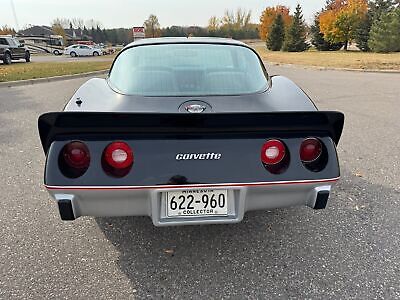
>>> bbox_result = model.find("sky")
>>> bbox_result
[2,0,326,30]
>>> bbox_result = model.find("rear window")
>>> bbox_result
[108,43,268,96]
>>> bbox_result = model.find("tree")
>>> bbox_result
[220,8,252,37]
[355,0,397,51]
[206,9,257,39]
[368,7,400,52]
[370,0,398,20]
[208,16,220,31]
[71,18,85,29]
[310,14,344,50]
[319,0,369,50]
[51,20,67,44]
[283,4,309,52]
[355,11,373,51]
[259,6,292,40]
[266,14,285,51]
[85,19,103,30]
[144,14,161,38]
[51,18,70,29]
[0,25,16,35]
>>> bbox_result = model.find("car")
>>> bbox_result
[63,44,102,57]
[0,35,31,64]
[38,38,344,227]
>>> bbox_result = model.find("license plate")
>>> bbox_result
[166,189,228,217]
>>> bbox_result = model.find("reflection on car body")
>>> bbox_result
[38,37,344,227]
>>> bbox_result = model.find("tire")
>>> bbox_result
[93,51,99,56]
[25,51,31,62]
[70,51,77,57]
[3,52,12,65]
[53,50,60,55]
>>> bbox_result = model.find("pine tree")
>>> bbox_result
[266,14,285,51]
[355,12,373,51]
[355,0,396,52]
[310,14,343,50]
[283,4,309,52]
[370,0,397,20]
[368,8,400,52]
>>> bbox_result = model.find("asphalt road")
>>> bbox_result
[0,65,399,299]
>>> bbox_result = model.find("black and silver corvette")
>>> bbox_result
[38,38,344,226]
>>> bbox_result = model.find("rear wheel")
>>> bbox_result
[93,51,99,56]
[70,51,77,57]
[25,51,31,62]
[3,52,12,65]
[53,49,60,55]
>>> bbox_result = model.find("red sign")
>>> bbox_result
[133,27,145,33]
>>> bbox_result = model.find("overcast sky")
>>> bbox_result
[2,0,326,30]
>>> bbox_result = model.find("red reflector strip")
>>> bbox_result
[44,177,340,191]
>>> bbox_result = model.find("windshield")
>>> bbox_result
[108,43,268,96]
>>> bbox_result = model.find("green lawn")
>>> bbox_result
[0,61,112,82]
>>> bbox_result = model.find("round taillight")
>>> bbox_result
[300,138,322,163]
[103,141,133,171]
[261,139,286,165]
[63,141,90,169]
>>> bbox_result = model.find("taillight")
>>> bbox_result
[102,141,133,177]
[300,138,322,163]
[59,141,90,178]
[261,139,286,165]
[300,137,327,172]
[261,139,288,174]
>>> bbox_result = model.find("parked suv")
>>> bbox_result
[0,35,31,65]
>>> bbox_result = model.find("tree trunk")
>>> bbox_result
[344,40,348,51]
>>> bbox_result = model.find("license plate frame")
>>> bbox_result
[165,189,229,218]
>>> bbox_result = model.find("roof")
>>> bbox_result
[18,25,53,37]
[124,37,247,49]
[18,25,91,41]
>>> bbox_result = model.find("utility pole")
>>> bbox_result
[10,0,20,32]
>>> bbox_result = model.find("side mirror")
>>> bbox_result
[19,43,25,47]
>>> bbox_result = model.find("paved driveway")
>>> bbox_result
[0,66,399,299]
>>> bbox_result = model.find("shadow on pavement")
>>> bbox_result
[95,170,399,299]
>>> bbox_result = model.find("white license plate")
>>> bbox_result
[166,189,228,217]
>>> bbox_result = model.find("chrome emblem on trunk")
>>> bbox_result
[185,104,206,113]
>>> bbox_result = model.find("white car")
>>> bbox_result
[63,44,102,57]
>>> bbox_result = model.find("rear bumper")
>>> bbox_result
[46,178,338,226]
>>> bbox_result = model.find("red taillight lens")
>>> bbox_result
[300,138,322,163]
[63,142,90,169]
[103,142,133,176]
[59,141,90,178]
[261,139,286,165]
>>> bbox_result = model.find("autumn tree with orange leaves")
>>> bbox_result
[259,5,292,40]
[319,0,368,50]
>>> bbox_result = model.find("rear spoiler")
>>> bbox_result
[38,111,344,153]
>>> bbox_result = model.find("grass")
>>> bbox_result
[0,61,112,82]
[251,42,400,70]
[1,44,399,82]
